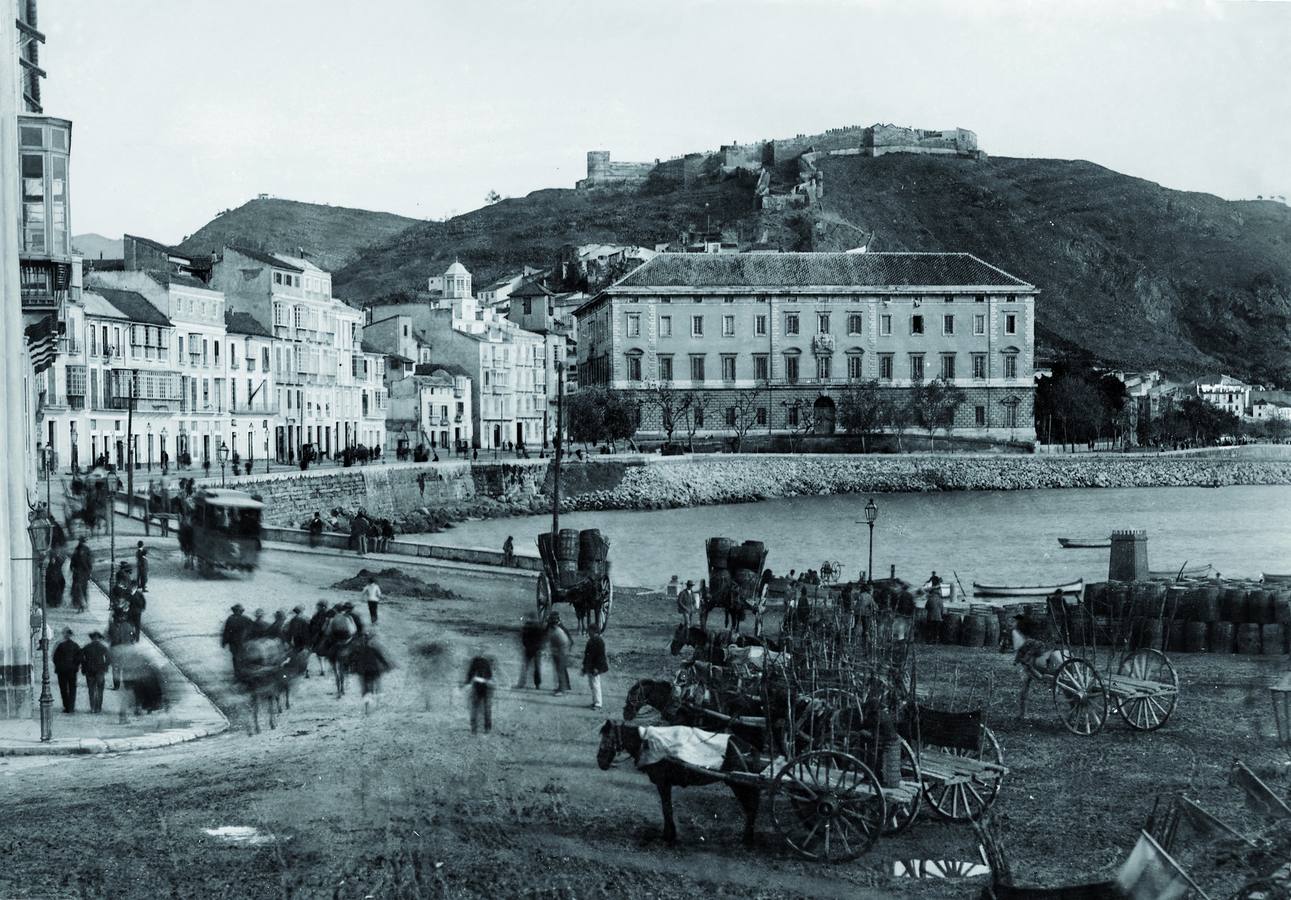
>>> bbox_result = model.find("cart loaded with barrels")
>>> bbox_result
[1018,586,1181,736]
[702,537,769,630]
[536,528,613,632]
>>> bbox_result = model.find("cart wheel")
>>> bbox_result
[1052,658,1108,736]
[1114,648,1178,731]
[596,576,613,633]
[921,728,1005,822]
[536,573,551,617]
[883,737,923,836]
[770,750,885,862]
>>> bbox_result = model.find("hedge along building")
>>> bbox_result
[574,252,1037,443]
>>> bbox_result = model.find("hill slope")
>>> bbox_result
[329,155,1291,385]
[175,198,420,274]
[72,233,123,260]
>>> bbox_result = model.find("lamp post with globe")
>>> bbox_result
[862,498,878,585]
[28,509,54,742]
[217,441,229,487]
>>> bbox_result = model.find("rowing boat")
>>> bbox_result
[1058,537,1111,549]
[972,578,1084,598]
[1265,573,1291,585]
[1148,564,1212,579]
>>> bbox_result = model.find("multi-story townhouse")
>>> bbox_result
[576,252,1038,441]
[509,280,577,443]
[224,312,279,470]
[385,365,473,456]
[210,247,365,462]
[355,342,389,451]
[364,263,546,450]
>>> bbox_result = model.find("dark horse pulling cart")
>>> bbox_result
[703,537,769,631]
[536,528,613,632]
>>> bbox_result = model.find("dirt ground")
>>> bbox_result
[1,537,1287,900]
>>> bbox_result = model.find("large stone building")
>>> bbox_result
[575,252,1037,442]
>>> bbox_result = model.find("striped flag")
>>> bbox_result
[24,314,58,374]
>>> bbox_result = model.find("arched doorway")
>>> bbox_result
[813,396,837,435]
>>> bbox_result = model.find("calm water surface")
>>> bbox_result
[411,486,1291,591]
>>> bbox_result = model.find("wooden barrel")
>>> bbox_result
[577,529,609,569]
[1262,624,1283,655]
[961,612,986,648]
[706,537,735,570]
[1276,594,1291,625]
[1141,620,1163,653]
[1106,582,1129,618]
[1236,623,1262,655]
[1165,586,1189,620]
[1167,620,1186,653]
[730,540,766,572]
[1210,621,1234,654]
[1197,587,1220,623]
[983,613,1001,649]
[556,528,580,562]
[1222,587,1245,623]
[1086,582,1108,611]
[732,568,760,594]
[1183,621,1207,653]
[582,559,610,579]
[942,612,963,646]
[1146,583,1168,617]
[557,558,580,586]
[1252,590,1276,625]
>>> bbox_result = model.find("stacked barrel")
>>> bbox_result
[555,527,609,586]
[1084,579,1291,655]
[706,537,766,607]
[912,603,1001,648]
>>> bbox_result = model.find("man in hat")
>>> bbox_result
[308,511,324,548]
[135,541,149,591]
[362,575,383,625]
[249,608,271,640]
[127,586,146,642]
[514,612,545,690]
[677,580,696,629]
[80,631,111,713]
[52,628,81,713]
[581,624,609,711]
[285,605,310,653]
[546,611,572,695]
[220,603,253,671]
[70,536,92,612]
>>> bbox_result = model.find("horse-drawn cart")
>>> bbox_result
[536,528,613,632]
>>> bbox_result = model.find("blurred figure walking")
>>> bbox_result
[514,612,544,690]
[220,603,253,673]
[53,628,81,713]
[351,630,393,715]
[463,652,494,733]
[80,632,111,713]
[135,542,149,591]
[70,537,92,612]
[546,612,573,695]
[362,575,382,625]
[107,614,134,690]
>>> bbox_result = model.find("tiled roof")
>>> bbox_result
[94,288,170,326]
[416,362,471,379]
[609,252,1033,290]
[146,270,214,291]
[226,246,304,272]
[81,291,129,320]
[510,279,553,299]
[224,310,271,337]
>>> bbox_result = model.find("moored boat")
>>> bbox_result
[972,578,1084,598]
[1264,573,1291,584]
[1058,537,1111,549]
[1148,564,1212,580]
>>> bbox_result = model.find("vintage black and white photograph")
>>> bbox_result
[1,1,1289,897]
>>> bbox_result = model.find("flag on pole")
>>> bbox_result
[24,314,58,374]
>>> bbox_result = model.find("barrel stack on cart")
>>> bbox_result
[536,527,613,631]
[704,538,768,627]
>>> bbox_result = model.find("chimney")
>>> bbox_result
[1109,530,1149,582]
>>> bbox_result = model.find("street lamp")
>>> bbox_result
[863,497,878,585]
[27,509,53,743]
[161,428,168,474]
[217,441,229,487]
[42,442,54,512]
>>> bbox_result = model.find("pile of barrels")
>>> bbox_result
[1084,580,1291,656]
[912,603,1003,649]
[555,527,609,587]
[705,537,767,603]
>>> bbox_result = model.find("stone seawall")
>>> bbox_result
[211,453,1291,527]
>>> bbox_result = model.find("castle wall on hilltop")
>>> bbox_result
[576,151,656,190]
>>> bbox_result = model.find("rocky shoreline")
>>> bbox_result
[564,454,1291,512]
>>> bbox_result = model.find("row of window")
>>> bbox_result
[626,351,1020,383]
[673,403,1020,430]
[627,311,1020,338]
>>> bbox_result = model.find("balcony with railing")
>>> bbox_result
[230,402,280,416]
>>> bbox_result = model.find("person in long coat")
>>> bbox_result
[70,537,93,612]
[134,543,149,591]
[220,604,254,671]
[52,628,81,713]
[80,632,111,713]
[45,553,65,608]
[581,626,609,711]
[514,612,544,690]
[546,612,573,695]
[126,587,146,641]
[107,614,134,690]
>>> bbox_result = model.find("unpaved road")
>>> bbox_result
[1,537,1284,899]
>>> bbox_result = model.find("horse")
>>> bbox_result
[700,584,750,633]
[669,624,788,662]
[314,612,360,698]
[597,720,764,846]
[236,638,306,733]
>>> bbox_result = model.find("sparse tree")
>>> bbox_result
[682,394,710,452]
[645,381,686,445]
[485,190,502,205]
[838,379,884,451]
[783,399,817,453]
[728,388,763,452]
[887,395,911,451]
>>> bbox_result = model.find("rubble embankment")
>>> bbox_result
[564,454,1291,512]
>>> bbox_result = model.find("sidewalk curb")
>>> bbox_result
[260,541,539,581]
[0,583,230,757]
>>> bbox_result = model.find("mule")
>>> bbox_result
[237,638,304,734]
[597,720,764,846]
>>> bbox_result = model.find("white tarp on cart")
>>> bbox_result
[636,726,730,770]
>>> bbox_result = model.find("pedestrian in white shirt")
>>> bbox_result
[362,576,383,625]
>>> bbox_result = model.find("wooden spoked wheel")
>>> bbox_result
[770,750,886,862]
[596,576,613,632]
[1114,648,1178,731]
[535,573,551,617]
[921,728,1005,822]
[882,738,923,836]
[1052,658,1108,736]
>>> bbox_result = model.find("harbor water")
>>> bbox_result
[408,485,1291,593]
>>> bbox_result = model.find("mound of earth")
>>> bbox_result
[331,567,463,601]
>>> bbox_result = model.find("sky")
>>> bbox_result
[41,0,1291,244]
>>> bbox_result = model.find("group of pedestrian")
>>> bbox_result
[509,610,608,704]
[51,628,112,714]
[340,509,394,555]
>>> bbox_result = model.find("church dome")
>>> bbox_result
[445,260,470,277]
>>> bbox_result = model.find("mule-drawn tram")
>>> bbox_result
[1020,587,1180,736]
[185,488,264,575]
[536,528,613,632]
